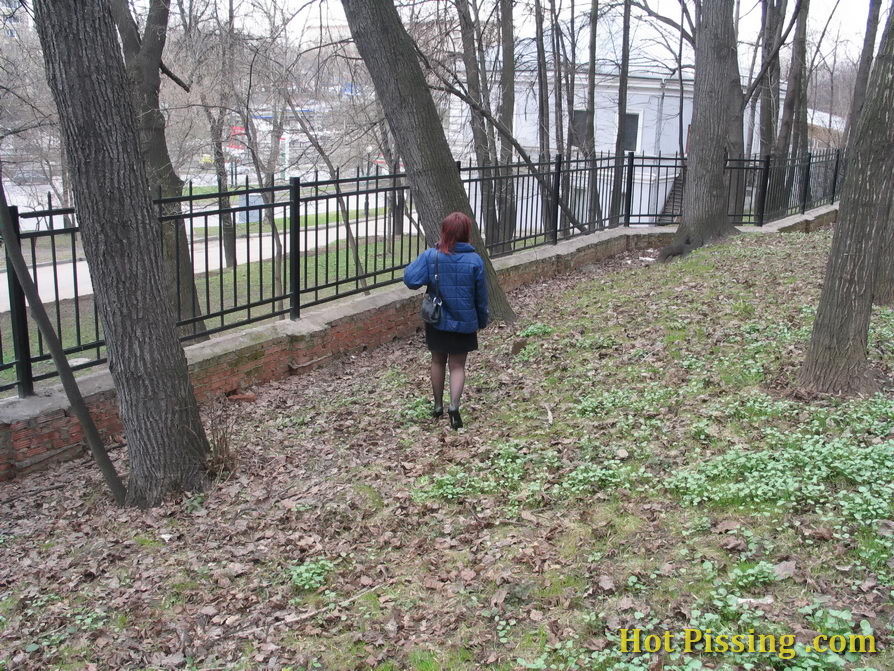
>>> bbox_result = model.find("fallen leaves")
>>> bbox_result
[773,560,797,581]
[2,235,892,669]
[597,575,615,592]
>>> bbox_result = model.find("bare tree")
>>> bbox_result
[773,0,809,158]
[109,0,207,338]
[340,0,515,321]
[177,0,239,268]
[609,0,631,228]
[662,0,740,256]
[759,0,788,154]
[532,0,554,240]
[456,0,498,236]
[799,8,894,394]
[844,0,883,145]
[34,0,210,507]
[493,0,518,253]
[583,0,603,230]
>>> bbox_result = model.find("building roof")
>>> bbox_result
[807,109,845,134]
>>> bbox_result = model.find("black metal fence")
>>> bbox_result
[1,149,842,396]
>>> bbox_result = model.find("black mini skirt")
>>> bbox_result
[425,323,479,354]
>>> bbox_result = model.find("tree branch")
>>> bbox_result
[429,76,589,234]
[160,61,190,92]
[679,0,696,38]
[141,0,171,68]
[741,0,803,111]
[109,0,142,59]
[630,1,694,45]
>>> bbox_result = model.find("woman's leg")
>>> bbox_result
[431,351,447,410]
[447,352,468,410]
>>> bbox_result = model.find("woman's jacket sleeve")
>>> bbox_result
[403,249,431,290]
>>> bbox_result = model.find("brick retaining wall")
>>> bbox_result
[0,205,837,482]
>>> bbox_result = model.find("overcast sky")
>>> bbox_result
[304,0,881,65]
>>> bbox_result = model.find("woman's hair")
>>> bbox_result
[436,212,473,253]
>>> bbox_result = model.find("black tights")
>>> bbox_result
[430,351,468,411]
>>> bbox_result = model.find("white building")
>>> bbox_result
[445,67,695,160]
[444,67,695,226]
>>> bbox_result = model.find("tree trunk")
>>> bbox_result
[495,0,517,254]
[744,31,762,156]
[725,29,747,224]
[609,0,631,228]
[341,0,515,322]
[556,0,575,239]
[874,234,894,305]
[584,0,603,231]
[768,0,809,215]
[844,0,882,145]
[773,0,809,158]
[533,0,554,241]
[34,0,210,507]
[800,9,894,394]
[759,0,787,155]
[203,104,237,268]
[285,99,368,288]
[668,0,740,251]
[378,119,405,250]
[456,0,498,241]
[110,0,207,340]
[252,111,286,308]
[550,0,566,160]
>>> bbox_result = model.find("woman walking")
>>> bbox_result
[404,212,489,429]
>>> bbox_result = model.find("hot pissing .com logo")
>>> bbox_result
[618,628,878,660]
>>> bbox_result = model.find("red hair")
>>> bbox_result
[436,212,472,253]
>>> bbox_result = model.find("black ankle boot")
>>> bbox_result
[448,408,463,430]
[432,404,444,418]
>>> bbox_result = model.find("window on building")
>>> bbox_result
[621,112,640,152]
[570,110,592,148]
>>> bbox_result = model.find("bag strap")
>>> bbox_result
[431,249,441,300]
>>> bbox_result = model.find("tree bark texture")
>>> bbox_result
[724,20,747,224]
[456,0,498,241]
[110,0,207,340]
[34,0,210,507]
[609,0,631,228]
[533,0,554,241]
[759,0,787,155]
[672,0,740,249]
[800,9,894,395]
[767,0,809,214]
[773,0,808,158]
[584,0,603,231]
[844,0,882,145]
[341,0,515,322]
[203,103,237,268]
[494,0,518,254]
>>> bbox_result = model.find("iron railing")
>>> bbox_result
[1,149,842,396]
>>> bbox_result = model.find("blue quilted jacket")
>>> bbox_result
[404,243,489,333]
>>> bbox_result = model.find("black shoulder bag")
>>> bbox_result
[420,250,442,325]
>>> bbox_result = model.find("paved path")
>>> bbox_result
[0,216,416,312]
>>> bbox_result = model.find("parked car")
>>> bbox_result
[10,168,48,186]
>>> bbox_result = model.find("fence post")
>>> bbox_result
[289,177,300,320]
[800,152,812,214]
[6,206,34,397]
[830,149,841,204]
[755,154,771,226]
[551,153,562,244]
[624,151,635,227]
